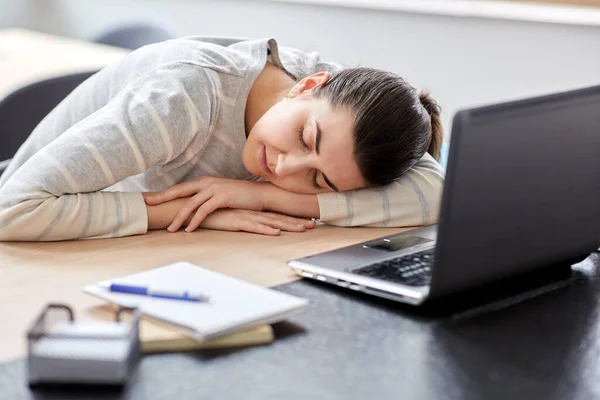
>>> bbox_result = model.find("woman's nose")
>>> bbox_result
[274,153,311,176]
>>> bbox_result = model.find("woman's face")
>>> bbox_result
[243,94,367,194]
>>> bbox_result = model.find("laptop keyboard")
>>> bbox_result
[352,249,434,287]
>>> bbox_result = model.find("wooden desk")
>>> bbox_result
[0,28,128,100]
[0,28,406,364]
[0,226,406,363]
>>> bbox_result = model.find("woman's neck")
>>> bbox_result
[245,62,296,137]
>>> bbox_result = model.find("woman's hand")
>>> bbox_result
[194,209,315,235]
[144,177,270,232]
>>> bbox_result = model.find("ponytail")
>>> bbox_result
[419,91,443,161]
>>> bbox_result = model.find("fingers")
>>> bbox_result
[238,221,281,236]
[145,182,201,205]
[260,218,306,232]
[168,205,318,235]
[253,215,306,232]
[236,211,315,232]
[167,192,212,232]
[144,189,177,205]
[185,197,222,232]
[259,212,316,229]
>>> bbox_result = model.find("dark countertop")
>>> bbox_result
[1,252,599,400]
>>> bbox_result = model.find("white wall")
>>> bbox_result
[2,0,600,134]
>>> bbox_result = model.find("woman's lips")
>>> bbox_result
[259,145,272,175]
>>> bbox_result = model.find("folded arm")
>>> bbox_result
[264,153,444,227]
[145,193,315,235]
[0,65,214,241]
[149,153,444,231]
[316,153,444,227]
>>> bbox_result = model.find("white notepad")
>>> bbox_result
[83,262,308,341]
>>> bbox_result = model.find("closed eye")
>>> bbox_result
[311,170,320,189]
[299,127,309,149]
[300,126,322,190]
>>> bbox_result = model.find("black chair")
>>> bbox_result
[0,70,98,176]
[92,23,175,50]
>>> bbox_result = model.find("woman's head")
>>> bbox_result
[242,67,443,194]
[315,68,443,186]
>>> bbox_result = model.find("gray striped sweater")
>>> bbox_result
[0,36,444,241]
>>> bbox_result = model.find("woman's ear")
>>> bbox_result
[288,71,331,99]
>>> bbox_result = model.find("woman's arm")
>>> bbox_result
[146,154,443,231]
[262,154,443,227]
[263,153,444,227]
[145,193,315,234]
[147,196,193,230]
[261,184,320,219]
[0,64,216,241]
[144,178,320,232]
[316,153,444,227]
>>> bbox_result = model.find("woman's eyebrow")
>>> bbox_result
[314,119,339,192]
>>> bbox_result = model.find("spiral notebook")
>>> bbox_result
[83,262,308,341]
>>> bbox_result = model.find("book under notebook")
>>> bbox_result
[85,304,275,353]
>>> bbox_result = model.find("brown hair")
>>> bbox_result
[314,68,443,186]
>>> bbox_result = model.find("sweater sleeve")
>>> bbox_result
[316,153,445,227]
[0,64,216,241]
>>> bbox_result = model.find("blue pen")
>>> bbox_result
[99,282,209,302]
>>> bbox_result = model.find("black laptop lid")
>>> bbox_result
[430,86,600,298]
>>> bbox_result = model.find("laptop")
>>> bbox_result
[288,85,600,305]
